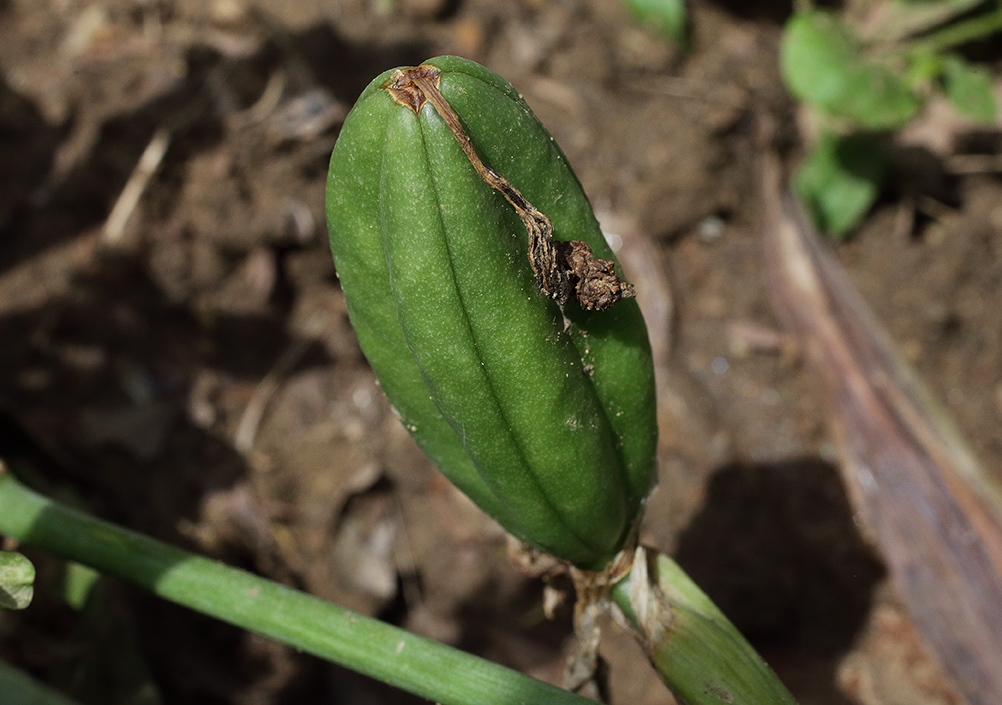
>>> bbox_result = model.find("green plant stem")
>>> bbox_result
[610,547,799,705]
[0,467,590,705]
[904,7,1002,54]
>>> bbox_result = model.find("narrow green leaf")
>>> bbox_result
[793,132,887,238]
[0,550,35,610]
[781,10,921,129]
[877,0,985,41]
[0,660,82,705]
[0,471,594,705]
[61,561,101,611]
[904,6,1002,56]
[622,0,690,48]
[45,572,164,705]
[940,53,998,123]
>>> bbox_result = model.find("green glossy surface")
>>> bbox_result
[326,56,656,569]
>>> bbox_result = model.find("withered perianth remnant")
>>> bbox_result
[385,65,636,311]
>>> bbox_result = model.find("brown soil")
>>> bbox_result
[1,1,999,704]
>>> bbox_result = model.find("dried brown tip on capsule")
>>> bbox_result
[384,64,442,113]
[382,62,637,312]
[558,241,637,311]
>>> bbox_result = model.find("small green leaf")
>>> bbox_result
[940,54,998,123]
[623,0,690,49]
[793,132,888,238]
[781,10,921,129]
[0,551,35,610]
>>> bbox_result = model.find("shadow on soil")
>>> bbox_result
[675,458,885,704]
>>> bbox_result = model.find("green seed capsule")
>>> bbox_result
[326,55,656,570]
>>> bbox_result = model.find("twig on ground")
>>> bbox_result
[234,318,322,454]
[102,128,171,245]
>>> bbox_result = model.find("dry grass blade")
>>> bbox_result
[760,155,1002,705]
[102,128,171,245]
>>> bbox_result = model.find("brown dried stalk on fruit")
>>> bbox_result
[386,65,635,311]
